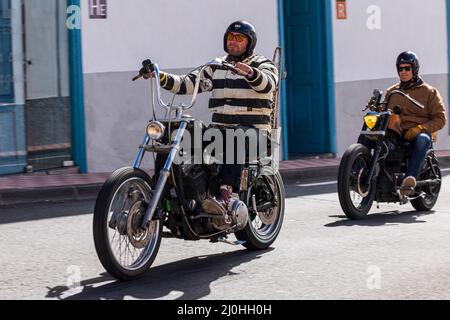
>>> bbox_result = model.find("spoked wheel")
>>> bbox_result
[411,152,441,211]
[338,144,376,219]
[236,172,285,250]
[93,167,162,281]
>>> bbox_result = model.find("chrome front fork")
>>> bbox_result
[140,121,187,228]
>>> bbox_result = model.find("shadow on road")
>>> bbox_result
[325,210,435,227]
[284,181,337,198]
[46,248,272,300]
[0,200,95,225]
[284,169,450,199]
[2,172,447,223]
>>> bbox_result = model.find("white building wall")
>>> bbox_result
[82,0,450,171]
[81,0,280,172]
[82,0,279,74]
[333,0,448,82]
[331,0,450,155]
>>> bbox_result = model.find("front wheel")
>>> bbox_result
[93,167,162,281]
[338,144,376,219]
[235,172,285,250]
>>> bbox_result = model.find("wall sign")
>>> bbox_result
[336,0,347,20]
[89,0,107,19]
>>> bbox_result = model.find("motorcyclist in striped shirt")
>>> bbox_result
[142,21,279,215]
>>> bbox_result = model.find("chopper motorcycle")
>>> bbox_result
[338,89,442,219]
[93,50,286,280]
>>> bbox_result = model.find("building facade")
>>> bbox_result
[1,0,449,175]
[0,0,84,175]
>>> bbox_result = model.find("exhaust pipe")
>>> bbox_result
[415,179,441,188]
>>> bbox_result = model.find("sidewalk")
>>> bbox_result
[1,150,450,206]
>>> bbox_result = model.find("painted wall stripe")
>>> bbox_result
[277,0,289,160]
[324,0,337,153]
[67,0,87,173]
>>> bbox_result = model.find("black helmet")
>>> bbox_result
[223,21,257,58]
[396,51,420,77]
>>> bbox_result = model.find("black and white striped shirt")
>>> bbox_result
[160,54,279,129]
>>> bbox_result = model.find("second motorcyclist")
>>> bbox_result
[385,51,446,196]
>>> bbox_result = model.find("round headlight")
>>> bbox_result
[146,121,165,140]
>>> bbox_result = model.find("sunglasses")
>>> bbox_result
[226,33,247,42]
[398,66,412,72]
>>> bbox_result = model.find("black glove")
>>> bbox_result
[139,59,155,75]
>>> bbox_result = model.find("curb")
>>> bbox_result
[438,155,450,168]
[0,184,102,207]
[280,166,338,182]
[1,155,449,207]
[0,166,336,207]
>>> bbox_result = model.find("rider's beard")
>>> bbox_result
[226,44,248,62]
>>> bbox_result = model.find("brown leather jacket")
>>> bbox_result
[386,82,447,140]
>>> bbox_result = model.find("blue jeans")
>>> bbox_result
[405,133,432,178]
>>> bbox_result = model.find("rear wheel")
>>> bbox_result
[235,172,285,250]
[338,144,376,219]
[411,152,441,211]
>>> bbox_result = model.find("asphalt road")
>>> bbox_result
[1,172,450,300]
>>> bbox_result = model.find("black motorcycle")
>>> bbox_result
[338,89,442,219]
[93,50,286,280]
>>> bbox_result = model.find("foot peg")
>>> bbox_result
[397,190,426,204]
[408,191,426,201]
[396,190,409,205]
[218,237,246,246]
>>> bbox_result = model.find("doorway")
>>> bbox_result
[282,0,336,157]
[0,0,27,175]
[23,0,72,171]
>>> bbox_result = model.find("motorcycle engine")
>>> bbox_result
[212,199,249,232]
[181,164,208,206]
[179,163,249,234]
[228,199,249,230]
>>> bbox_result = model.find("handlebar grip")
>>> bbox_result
[222,62,238,73]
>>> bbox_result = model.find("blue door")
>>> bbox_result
[0,0,27,175]
[0,0,13,101]
[283,0,335,156]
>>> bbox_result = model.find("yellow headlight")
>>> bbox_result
[364,115,378,130]
[146,121,165,140]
